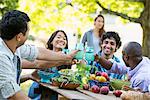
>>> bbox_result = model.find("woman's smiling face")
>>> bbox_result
[51,32,67,50]
[94,16,104,30]
[101,37,117,55]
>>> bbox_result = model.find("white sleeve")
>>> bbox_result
[19,44,39,61]
[1,81,21,99]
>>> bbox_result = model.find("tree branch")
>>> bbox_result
[95,0,141,23]
[124,0,145,3]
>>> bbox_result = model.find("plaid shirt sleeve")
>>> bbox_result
[19,44,39,61]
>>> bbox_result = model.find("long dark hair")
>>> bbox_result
[94,14,105,37]
[46,30,70,70]
[46,30,68,50]
[0,10,30,40]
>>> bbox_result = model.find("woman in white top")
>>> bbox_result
[81,14,105,54]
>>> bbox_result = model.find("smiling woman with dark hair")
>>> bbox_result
[28,30,71,99]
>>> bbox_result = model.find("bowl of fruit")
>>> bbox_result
[88,72,110,87]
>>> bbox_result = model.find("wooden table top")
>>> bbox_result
[77,89,121,100]
[40,83,94,100]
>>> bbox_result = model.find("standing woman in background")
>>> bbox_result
[81,14,105,54]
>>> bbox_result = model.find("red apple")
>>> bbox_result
[101,72,108,79]
[83,84,89,90]
[113,90,122,97]
[95,71,101,76]
[107,77,110,81]
[91,85,100,93]
[100,86,109,95]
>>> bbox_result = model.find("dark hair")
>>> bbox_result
[94,14,105,37]
[0,10,30,40]
[46,30,68,50]
[47,30,70,70]
[101,31,122,50]
[124,42,142,57]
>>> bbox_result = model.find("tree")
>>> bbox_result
[70,0,150,57]
[0,0,19,16]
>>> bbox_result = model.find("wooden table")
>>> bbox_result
[40,82,94,100]
[31,71,121,100]
[77,89,121,100]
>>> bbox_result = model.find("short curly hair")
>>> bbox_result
[101,31,122,50]
[0,10,30,40]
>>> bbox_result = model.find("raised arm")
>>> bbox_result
[21,59,72,69]
[95,55,113,70]
[36,47,78,61]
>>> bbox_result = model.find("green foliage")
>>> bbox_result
[0,0,19,16]
[110,79,131,90]
[97,0,144,18]
[18,0,94,37]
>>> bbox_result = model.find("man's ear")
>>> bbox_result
[126,55,129,61]
[16,33,22,41]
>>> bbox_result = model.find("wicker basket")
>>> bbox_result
[52,81,80,90]
[59,82,80,90]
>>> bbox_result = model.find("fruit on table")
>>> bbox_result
[100,86,109,95]
[95,71,101,76]
[83,84,89,90]
[91,85,100,93]
[113,90,122,97]
[106,77,110,81]
[101,72,108,79]
[96,76,107,82]
[89,74,96,80]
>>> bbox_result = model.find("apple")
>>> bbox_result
[83,84,89,90]
[95,71,101,76]
[91,85,100,93]
[107,77,110,81]
[113,90,122,97]
[101,72,108,79]
[100,86,109,95]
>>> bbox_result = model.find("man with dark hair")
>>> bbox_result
[0,10,77,100]
[94,31,125,80]
[96,41,150,92]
